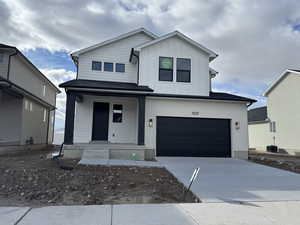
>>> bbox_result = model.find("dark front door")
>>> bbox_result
[92,102,109,141]
[156,117,231,157]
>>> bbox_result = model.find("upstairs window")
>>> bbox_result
[116,63,125,73]
[42,85,46,96]
[104,62,113,72]
[43,108,47,122]
[159,57,173,81]
[92,61,102,71]
[0,53,3,63]
[176,58,191,82]
[24,100,29,110]
[29,102,33,112]
[113,104,123,123]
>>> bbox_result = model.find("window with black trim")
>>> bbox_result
[177,58,191,82]
[159,57,173,81]
[0,53,4,63]
[116,63,125,72]
[104,62,113,72]
[92,61,101,71]
[113,104,123,123]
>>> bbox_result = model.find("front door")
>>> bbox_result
[92,102,109,141]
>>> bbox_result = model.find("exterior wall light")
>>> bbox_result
[235,121,240,130]
[149,118,153,127]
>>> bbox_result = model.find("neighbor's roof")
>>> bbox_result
[59,79,153,92]
[0,43,15,48]
[263,69,300,96]
[134,31,218,62]
[248,106,268,123]
[0,43,61,93]
[71,28,158,57]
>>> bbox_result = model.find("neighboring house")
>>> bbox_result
[59,28,255,160]
[248,69,300,155]
[0,44,60,150]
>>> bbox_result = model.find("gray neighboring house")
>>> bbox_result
[0,44,60,151]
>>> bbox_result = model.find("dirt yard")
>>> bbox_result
[0,147,199,207]
[249,151,300,174]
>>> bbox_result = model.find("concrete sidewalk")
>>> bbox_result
[2,201,299,225]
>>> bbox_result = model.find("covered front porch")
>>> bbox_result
[60,80,154,160]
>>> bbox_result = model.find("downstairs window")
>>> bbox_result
[113,104,123,123]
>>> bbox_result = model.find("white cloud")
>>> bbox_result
[1,0,300,120]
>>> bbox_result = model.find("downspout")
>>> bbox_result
[7,49,18,80]
[130,49,140,85]
[247,102,254,108]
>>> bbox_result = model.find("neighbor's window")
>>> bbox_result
[270,121,276,132]
[176,58,191,82]
[159,57,173,81]
[24,100,29,110]
[0,53,3,63]
[29,102,33,112]
[42,85,46,96]
[104,62,113,72]
[116,63,125,73]
[43,108,47,122]
[113,104,123,123]
[92,61,102,71]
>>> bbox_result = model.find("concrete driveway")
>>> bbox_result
[157,157,300,203]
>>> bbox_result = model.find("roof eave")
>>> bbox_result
[134,31,218,60]
[70,28,158,57]
[263,69,300,96]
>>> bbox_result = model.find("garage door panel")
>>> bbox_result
[156,117,231,157]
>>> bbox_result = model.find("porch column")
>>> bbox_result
[64,91,76,144]
[137,95,145,145]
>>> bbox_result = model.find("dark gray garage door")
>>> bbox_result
[156,117,231,157]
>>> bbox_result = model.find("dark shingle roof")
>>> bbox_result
[59,80,256,103]
[59,79,153,92]
[148,92,256,103]
[0,43,15,49]
[248,106,268,123]
[289,69,300,73]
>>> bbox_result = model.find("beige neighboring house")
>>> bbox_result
[248,69,300,155]
[0,44,60,151]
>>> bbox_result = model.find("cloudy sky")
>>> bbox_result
[1,0,300,130]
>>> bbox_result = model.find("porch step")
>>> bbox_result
[81,149,109,160]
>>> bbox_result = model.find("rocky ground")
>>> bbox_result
[0,147,199,206]
[249,151,300,174]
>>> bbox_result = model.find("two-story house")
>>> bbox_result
[0,44,60,151]
[248,69,300,155]
[59,28,255,160]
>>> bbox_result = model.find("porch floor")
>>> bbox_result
[79,158,163,167]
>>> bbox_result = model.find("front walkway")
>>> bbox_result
[157,157,300,203]
[3,201,300,225]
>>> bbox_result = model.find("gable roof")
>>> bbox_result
[263,69,300,96]
[133,31,218,61]
[248,106,268,123]
[0,43,61,93]
[71,28,158,58]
